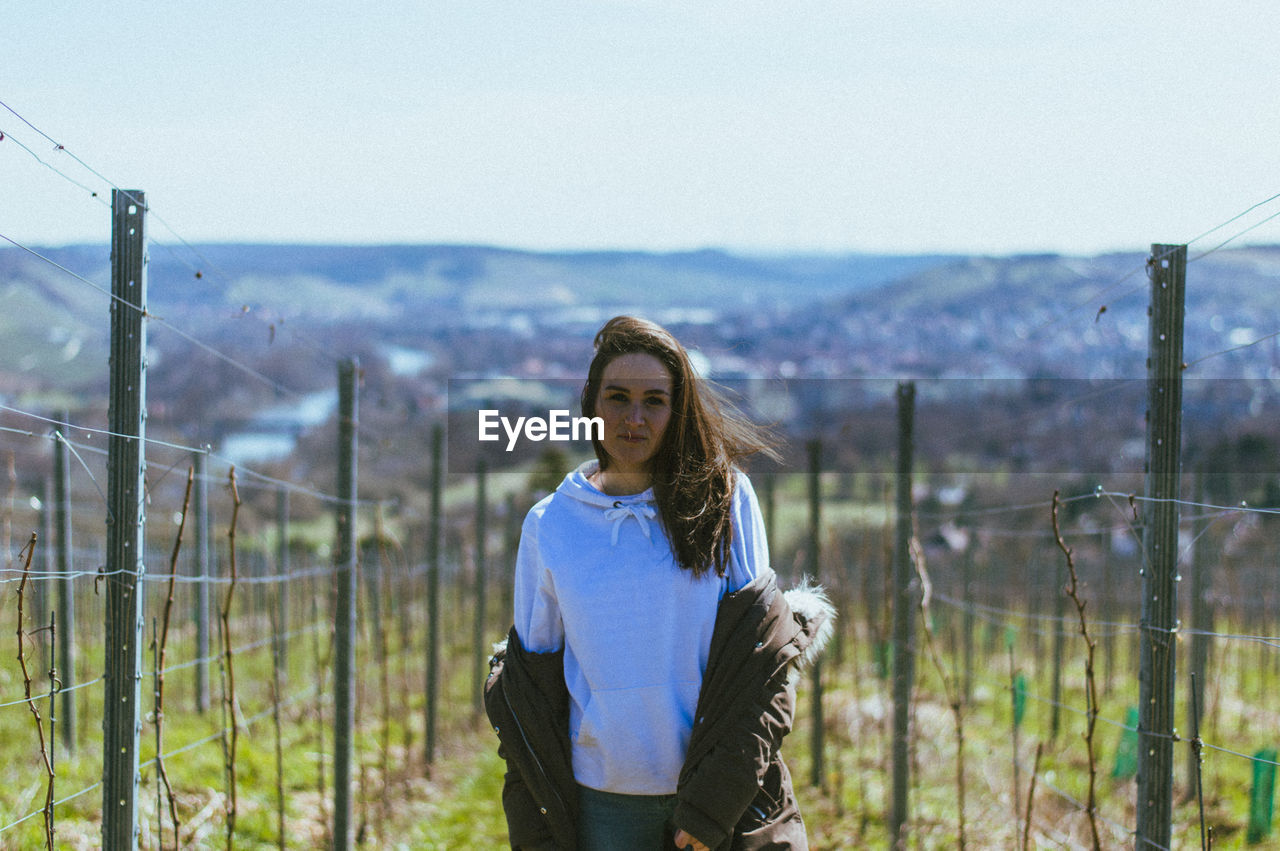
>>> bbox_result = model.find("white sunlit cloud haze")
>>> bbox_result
[3,0,1280,256]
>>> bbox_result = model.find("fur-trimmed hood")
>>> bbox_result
[782,576,836,672]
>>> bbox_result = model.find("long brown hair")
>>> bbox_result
[580,316,778,577]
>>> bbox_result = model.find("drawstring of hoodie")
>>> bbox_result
[603,501,657,546]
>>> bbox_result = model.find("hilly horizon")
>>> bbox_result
[3,241,1279,403]
[6,242,963,315]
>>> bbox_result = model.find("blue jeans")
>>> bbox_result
[577,784,678,850]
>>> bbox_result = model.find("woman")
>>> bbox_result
[486,316,832,850]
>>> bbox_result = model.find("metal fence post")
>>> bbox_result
[1136,243,1186,849]
[1051,554,1066,742]
[806,440,824,788]
[276,486,290,684]
[473,459,488,717]
[53,413,76,752]
[194,451,211,714]
[962,543,974,704]
[425,422,443,769]
[102,189,148,850]
[1186,471,1211,795]
[333,358,359,850]
[890,381,916,851]
[502,492,518,631]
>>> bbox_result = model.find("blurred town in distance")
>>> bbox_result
[2,242,1278,501]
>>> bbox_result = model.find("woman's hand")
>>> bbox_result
[672,828,710,851]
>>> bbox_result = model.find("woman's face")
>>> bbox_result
[594,352,674,476]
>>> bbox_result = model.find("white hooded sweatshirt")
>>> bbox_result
[513,460,769,795]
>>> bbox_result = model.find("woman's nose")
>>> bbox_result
[624,403,644,425]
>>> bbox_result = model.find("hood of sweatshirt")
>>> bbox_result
[556,461,660,547]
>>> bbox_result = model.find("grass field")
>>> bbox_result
[1,499,1277,849]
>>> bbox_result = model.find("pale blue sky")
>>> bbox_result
[4,1,1279,254]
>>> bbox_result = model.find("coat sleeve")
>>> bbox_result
[485,648,558,850]
[672,669,796,849]
[486,631,579,850]
[498,745,557,849]
[499,753,560,848]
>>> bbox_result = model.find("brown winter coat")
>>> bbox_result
[484,567,834,850]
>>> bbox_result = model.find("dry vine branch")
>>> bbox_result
[1189,671,1210,851]
[1009,642,1022,824]
[1052,490,1103,851]
[43,611,57,845]
[1022,742,1044,851]
[220,468,242,851]
[908,535,968,851]
[154,467,193,849]
[268,600,286,851]
[310,581,335,847]
[373,516,394,840]
[16,533,57,849]
[378,568,392,842]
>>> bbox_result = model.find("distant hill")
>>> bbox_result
[0,243,955,392]
[3,241,1279,400]
[743,245,1280,380]
[832,247,1280,314]
[3,243,959,319]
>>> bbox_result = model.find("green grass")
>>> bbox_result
[3,521,1278,849]
[0,566,512,849]
[777,611,1280,850]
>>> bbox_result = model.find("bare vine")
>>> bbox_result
[909,535,968,851]
[154,467,193,848]
[1052,490,1103,851]
[1022,742,1044,851]
[16,533,57,849]
[219,468,242,850]
[269,598,286,851]
[376,525,394,839]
